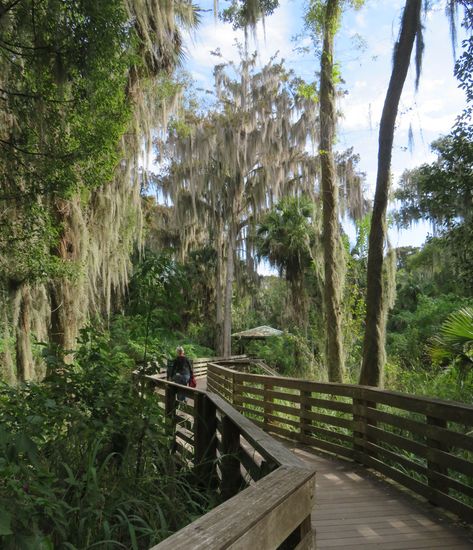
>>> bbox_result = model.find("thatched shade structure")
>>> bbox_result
[232,326,284,340]
[232,326,283,354]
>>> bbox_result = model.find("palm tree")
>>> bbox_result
[305,0,366,382]
[318,0,345,383]
[430,307,473,384]
[256,196,319,331]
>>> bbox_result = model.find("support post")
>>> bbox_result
[231,371,236,405]
[280,515,314,549]
[164,384,178,452]
[194,393,217,487]
[427,415,450,504]
[220,414,243,501]
[353,395,367,464]
[300,389,311,443]
[263,382,273,431]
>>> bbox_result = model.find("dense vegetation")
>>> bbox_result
[0,327,215,548]
[0,0,472,546]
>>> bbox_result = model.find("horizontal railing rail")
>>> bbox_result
[139,374,316,549]
[207,363,473,524]
[137,355,247,381]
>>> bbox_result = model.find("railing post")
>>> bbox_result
[353,391,366,464]
[194,392,217,487]
[220,414,243,501]
[300,389,311,444]
[164,384,177,422]
[426,415,450,504]
[231,371,236,405]
[353,392,377,465]
[164,384,178,453]
[280,515,315,550]
[263,382,273,431]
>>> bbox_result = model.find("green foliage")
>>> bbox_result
[304,0,364,39]
[0,0,134,284]
[387,294,472,371]
[127,248,218,352]
[296,82,319,103]
[395,135,473,229]
[430,307,473,372]
[247,334,320,378]
[256,196,317,282]
[220,0,279,30]
[385,360,473,404]
[110,314,213,371]
[395,133,473,293]
[256,196,320,332]
[0,328,214,548]
[232,276,288,333]
[339,215,370,380]
[453,2,473,141]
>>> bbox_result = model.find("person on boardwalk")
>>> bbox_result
[168,346,193,401]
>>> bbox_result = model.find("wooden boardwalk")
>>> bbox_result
[197,376,473,548]
[286,443,473,549]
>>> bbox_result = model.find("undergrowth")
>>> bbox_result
[0,327,215,549]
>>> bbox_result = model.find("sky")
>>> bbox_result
[179,0,467,252]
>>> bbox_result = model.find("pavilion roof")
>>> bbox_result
[231,325,284,339]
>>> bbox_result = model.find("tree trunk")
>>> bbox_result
[360,0,422,387]
[215,226,225,355]
[15,284,33,381]
[49,199,83,360]
[222,222,237,357]
[290,276,308,336]
[320,0,344,383]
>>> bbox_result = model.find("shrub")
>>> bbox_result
[0,328,214,548]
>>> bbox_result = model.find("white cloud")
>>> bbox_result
[354,12,366,29]
[184,0,297,86]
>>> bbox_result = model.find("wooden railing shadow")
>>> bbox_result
[140,375,316,550]
[206,362,473,525]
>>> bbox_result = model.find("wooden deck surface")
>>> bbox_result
[287,443,473,549]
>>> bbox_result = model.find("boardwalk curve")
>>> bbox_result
[144,356,473,548]
[291,443,473,549]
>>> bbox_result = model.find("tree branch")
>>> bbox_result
[0,87,74,103]
[0,0,22,20]
[0,138,74,159]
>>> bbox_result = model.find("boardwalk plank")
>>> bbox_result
[283,441,473,549]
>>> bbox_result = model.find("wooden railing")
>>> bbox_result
[207,363,473,524]
[141,376,316,549]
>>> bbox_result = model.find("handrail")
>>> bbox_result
[207,362,473,524]
[139,375,316,549]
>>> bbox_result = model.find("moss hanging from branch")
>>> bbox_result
[159,54,320,355]
[0,0,197,380]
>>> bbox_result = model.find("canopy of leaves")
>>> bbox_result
[395,135,473,229]
[220,0,279,29]
[430,307,473,367]
[158,53,319,264]
[256,196,317,282]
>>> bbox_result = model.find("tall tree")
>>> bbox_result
[360,0,471,386]
[160,55,319,356]
[318,0,345,382]
[359,0,423,387]
[0,0,197,380]
[304,0,364,381]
